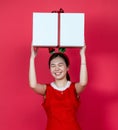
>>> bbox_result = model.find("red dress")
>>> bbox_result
[42,82,81,130]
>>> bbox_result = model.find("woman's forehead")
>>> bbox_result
[50,57,65,64]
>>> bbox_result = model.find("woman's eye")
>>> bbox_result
[58,64,64,67]
[51,65,55,68]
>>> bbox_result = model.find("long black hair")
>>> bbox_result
[48,53,70,81]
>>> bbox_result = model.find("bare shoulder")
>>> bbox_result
[75,82,86,94]
[32,83,47,95]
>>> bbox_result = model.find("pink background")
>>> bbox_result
[0,0,118,130]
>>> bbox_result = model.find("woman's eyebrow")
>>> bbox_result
[58,63,64,65]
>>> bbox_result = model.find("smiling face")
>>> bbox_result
[50,56,69,80]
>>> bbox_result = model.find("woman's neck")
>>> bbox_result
[54,79,68,88]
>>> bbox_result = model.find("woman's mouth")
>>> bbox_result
[55,72,62,76]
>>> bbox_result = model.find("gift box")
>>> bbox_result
[32,12,85,47]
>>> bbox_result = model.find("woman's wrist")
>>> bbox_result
[81,63,86,65]
[80,53,86,65]
[30,55,35,60]
[80,52,86,56]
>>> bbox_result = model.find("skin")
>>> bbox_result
[29,45,88,96]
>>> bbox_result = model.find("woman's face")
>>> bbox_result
[50,56,69,80]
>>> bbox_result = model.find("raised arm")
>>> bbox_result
[75,45,88,94]
[29,46,46,95]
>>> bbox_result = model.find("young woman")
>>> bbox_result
[29,46,88,130]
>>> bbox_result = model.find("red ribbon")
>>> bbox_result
[49,8,65,54]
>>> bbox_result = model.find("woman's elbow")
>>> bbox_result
[29,81,37,89]
[80,80,88,87]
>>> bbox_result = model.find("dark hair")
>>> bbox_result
[48,53,70,81]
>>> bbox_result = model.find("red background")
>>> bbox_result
[0,0,118,130]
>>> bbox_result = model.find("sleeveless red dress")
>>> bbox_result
[42,82,81,130]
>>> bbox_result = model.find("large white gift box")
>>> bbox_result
[32,12,85,47]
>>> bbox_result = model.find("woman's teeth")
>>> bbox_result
[55,72,61,76]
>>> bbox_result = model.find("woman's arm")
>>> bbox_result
[75,45,88,94]
[29,46,46,95]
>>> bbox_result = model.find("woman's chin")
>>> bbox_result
[54,75,66,80]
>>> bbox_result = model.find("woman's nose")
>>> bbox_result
[55,66,59,71]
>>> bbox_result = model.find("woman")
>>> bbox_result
[29,45,88,130]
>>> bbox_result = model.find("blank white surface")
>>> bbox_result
[60,13,85,47]
[32,13,58,46]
